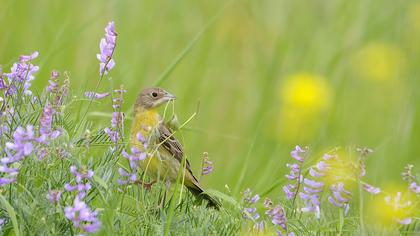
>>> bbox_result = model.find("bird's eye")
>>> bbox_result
[151,92,158,97]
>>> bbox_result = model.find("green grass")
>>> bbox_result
[1,0,420,235]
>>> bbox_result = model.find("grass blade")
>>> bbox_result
[154,0,234,86]
[0,194,20,236]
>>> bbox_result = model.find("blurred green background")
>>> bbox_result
[1,0,419,195]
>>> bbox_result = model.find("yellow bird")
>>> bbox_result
[130,87,219,209]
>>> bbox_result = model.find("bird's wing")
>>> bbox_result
[157,123,198,182]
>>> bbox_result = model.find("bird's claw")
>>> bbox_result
[134,180,156,191]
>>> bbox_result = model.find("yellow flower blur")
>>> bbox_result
[274,73,332,143]
[367,185,418,228]
[317,150,358,189]
[281,73,331,113]
[352,42,405,81]
[408,3,420,34]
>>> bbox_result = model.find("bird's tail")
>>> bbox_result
[187,182,221,210]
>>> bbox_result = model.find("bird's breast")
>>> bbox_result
[130,108,160,148]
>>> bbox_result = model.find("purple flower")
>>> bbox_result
[65,165,94,198]
[201,164,213,175]
[328,183,351,215]
[118,133,148,185]
[283,184,296,200]
[251,194,260,204]
[123,147,147,168]
[65,196,101,233]
[97,21,117,75]
[0,165,19,175]
[39,104,54,137]
[309,167,324,177]
[111,111,123,128]
[47,70,60,92]
[266,206,287,230]
[84,91,110,100]
[264,198,294,236]
[285,163,300,180]
[0,125,38,186]
[362,183,381,194]
[4,51,39,96]
[64,182,92,198]
[0,177,16,186]
[316,161,329,172]
[283,146,308,200]
[409,182,420,194]
[299,177,324,218]
[304,178,324,189]
[244,207,256,214]
[5,125,35,161]
[104,88,126,144]
[290,145,306,162]
[242,189,260,205]
[241,188,261,221]
[117,168,137,185]
[301,202,321,219]
[397,218,412,225]
[70,165,93,182]
[47,190,62,204]
[19,51,39,62]
[35,104,61,159]
[401,164,419,194]
[64,166,100,233]
[303,186,322,194]
[201,152,213,176]
[104,127,119,143]
[0,79,5,90]
[0,67,6,90]
[45,70,68,109]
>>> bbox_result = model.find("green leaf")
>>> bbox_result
[0,194,20,236]
[93,175,109,191]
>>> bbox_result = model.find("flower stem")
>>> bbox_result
[73,42,116,136]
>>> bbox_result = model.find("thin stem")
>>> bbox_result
[291,168,303,212]
[73,42,116,136]
[358,180,365,235]
[338,207,344,236]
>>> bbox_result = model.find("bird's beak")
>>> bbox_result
[164,92,176,101]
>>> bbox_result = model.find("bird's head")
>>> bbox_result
[135,87,176,110]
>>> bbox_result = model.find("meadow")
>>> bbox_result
[0,0,420,235]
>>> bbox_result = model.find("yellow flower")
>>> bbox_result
[317,150,358,189]
[273,73,332,143]
[352,42,405,81]
[280,73,332,113]
[367,185,418,228]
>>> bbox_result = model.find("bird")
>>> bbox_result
[130,87,220,209]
